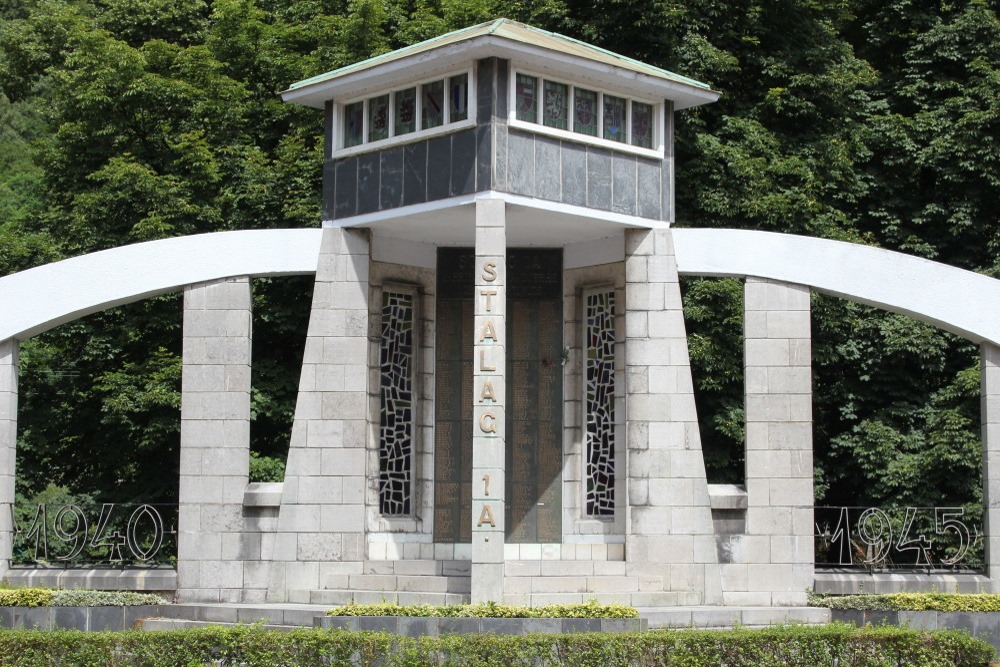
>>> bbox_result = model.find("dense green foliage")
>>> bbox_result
[0,587,165,606]
[326,601,639,618]
[0,0,997,511]
[0,625,991,666]
[810,591,1000,612]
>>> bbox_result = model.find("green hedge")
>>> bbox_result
[0,588,166,607]
[327,601,639,618]
[0,625,990,666]
[809,591,1000,612]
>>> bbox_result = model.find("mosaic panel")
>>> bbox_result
[585,289,616,516]
[379,290,415,516]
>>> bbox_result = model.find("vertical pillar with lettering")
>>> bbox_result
[472,198,506,603]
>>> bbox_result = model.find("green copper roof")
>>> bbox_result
[287,18,711,92]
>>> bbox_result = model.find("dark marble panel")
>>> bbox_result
[586,146,612,211]
[358,616,398,633]
[477,58,495,124]
[427,134,452,201]
[496,59,508,116]
[320,616,360,631]
[521,618,561,634]
[562,618,601,633]
[357,151,380,215]
[333,156,357,219]
[403,141,427,207]
[53,607,88,630]
[440,618,481,635]
[560,141,587,206]
[508,131,535,197]
[661,157,673,222]
[124,605,162,630]
[612,153,637,216]
[380,146,404,210]
[494,125,508,191]
[636,156,661,219]
[480,618,523,635]
[451,129,477,196]
[399,617,438,637]
[0,608,11,628]
[535,135,562,201]
[476,124,492,190]
[322,159,337,220]
[89,606,125,632]
[13,607,51,630]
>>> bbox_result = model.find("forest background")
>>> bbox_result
[0,0,997,521]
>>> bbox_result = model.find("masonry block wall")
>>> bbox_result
[983,343,1000,590]
[177,277,253,603]
[0,339,17,577]
[267,228,371,602]
[719,278,813,605]
[624,228,722,606]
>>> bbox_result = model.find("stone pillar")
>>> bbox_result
[624,228,722,606]
[267,227,370,602]
[178,277,252,602]
[983,343,1000,589]
[0,339,18,579]
[734,278,813,606]
[472,198,506,603]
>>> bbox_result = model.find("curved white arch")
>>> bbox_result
[0,230,323,341]
[673,228,1000,345]
[1,227,998,346]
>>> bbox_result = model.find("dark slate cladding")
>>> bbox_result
[402,142,427,207]
[320,57,669,221]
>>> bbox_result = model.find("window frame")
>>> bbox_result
[508,67,663,158]
[331,67,477,158]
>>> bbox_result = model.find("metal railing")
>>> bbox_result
[12,503,177,567]
[814,505,984,572]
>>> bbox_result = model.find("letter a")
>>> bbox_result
[477,504,496,528]
[480,380,496,403]
[479,320,497,342]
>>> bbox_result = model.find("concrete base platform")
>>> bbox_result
[138,603,831,632]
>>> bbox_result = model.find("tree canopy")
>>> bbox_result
[0,0,997,510]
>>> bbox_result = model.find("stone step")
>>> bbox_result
[642,606,831,629]
[344,573,471,594]
[362,559,471,577]
[155,603,327,627]
[308,589,471,606]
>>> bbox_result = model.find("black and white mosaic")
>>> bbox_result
[379,290,414,516]
[585,290,615,516]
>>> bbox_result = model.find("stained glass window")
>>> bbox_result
[379,289,415,516]
[343,101,364,148]
[422,80,444,129]
[394,87,416,136]
[603,95,626,143]
[542,80,568,130]
[573,88,598,136]
[368,94,389,142]
[449,73,468,122]
[585,289,615,517]
[631,101,653,148]
[515,74,538,123]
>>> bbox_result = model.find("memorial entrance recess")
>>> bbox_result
[434,248,563,543]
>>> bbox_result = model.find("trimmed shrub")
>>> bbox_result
[327,600,639,618]
[0,588,54,607]
[0,588,166,607]
[809,591,1000,612]
[51,590,166,606]
[0,624,990,666]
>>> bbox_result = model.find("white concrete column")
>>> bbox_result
[624,228,722,606]
[983,343,1000,588]
[472,198,506,603]
[177,277,252,602]
[735,278,813,606]
[267,227,370,602]
[0,339,18,579]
